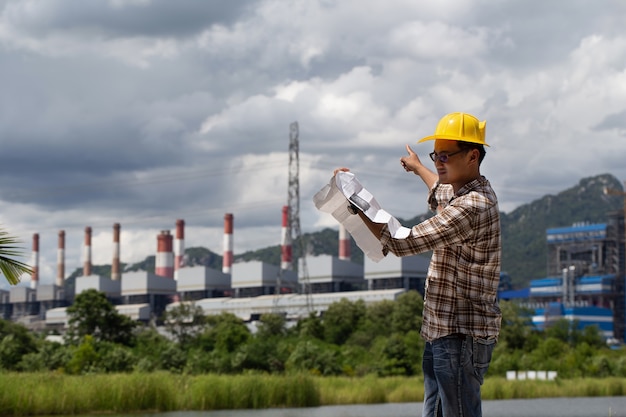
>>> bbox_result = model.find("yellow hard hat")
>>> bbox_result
[418,112,488,146]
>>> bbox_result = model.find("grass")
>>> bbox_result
[482,377,626,400]
[0,373,624,415]
[0,372,319,415]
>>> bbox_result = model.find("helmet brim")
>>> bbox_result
[417,135,490,147]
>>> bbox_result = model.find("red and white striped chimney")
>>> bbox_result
[56,230,65,287]
[281,205,292,270]
[339,224,351,261]
[174,219,185,280]
[156,230,174,279]
[30,233,39,289]
[83,226,92,276]
[112,223,121,281]
[222,213,233,274]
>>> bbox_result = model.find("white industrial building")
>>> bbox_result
[365,252,430,292]
[303,254,365,293]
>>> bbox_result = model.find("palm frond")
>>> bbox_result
[0,229,33,285]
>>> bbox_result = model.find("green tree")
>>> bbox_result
[0,320,37,370]
[322,298,366,345]
[232,337,289,373]
[202,312,251,353]
[296,312,324,340]
[66,289,136,346]
[97,342,136,373]
[257,313,287,339]
[286,339,342,375]
[133,326,174,371]
[162,302,207,349]
[66,335,99,374]
[18,339,71,372]
[379,333,415,376]
[0,228,33,285]
[544,318,574,344]
[499,301,537,351]
[232,314,293,373]
[391,290,424,334]
[577,324,605,348]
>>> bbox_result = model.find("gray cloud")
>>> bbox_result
[593,110,626,134]
[0,0,625,284]
[1,0,255,38]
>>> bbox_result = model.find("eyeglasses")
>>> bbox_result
[429,150,465,163]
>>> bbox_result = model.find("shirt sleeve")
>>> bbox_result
[380,196,477,257]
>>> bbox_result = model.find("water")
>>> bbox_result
[79,397,626,417]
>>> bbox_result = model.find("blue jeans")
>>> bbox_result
[422,334,496,417]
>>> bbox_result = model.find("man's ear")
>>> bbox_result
[468,148,479,164]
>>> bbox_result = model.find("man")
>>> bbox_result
[336,112,501,417]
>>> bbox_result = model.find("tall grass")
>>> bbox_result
[482,377,626,400]
[318,375,422,405]
[0,372,319,415]
[0,373,624,416]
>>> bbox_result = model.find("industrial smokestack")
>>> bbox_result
[156,230,174,279]
[30,233,39,289]
[222,213,233,274]
[281,205,292,270]
[112,223,121,281]
[174,219,185,280]
[339,224,351,261]
[56,230,65,287]
[83,226,92,276]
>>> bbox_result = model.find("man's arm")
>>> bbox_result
[352,207,384,239]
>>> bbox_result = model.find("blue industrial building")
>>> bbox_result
[500,210,625,343]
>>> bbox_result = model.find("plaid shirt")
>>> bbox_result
[380,176,502,342]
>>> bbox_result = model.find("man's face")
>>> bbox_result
[432,139,471,188]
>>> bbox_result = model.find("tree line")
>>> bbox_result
[0,288,624,378]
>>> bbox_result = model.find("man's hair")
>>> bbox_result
[457,141,486,165]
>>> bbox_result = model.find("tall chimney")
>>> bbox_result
[222,213,233,274]
[30,233,39,289]
[83,226,92,276]
[56,230,65,287]
[339,224,351,261]
[156,230,174,279]
[111,223,121,281]
[281,205,292,270]
[174,219,185,280]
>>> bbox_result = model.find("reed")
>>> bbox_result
[0,372,319,415]
[482,377,626,400]
[317,375,423,405]
[0,373,625,416]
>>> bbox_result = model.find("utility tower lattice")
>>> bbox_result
[287,122,313,314]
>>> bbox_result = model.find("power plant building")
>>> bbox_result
[231,261,297,297]
[176,266,230,300]
[303,254,364,293]
[500,211,625,343]
[364,253,430,295]
[75,275,121,301]
[120,270,177,319]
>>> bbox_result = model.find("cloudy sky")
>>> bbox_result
[1,0,625,285]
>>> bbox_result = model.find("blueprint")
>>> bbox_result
[312,171,411,262]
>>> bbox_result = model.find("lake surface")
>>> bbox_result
[77,397,626,417]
